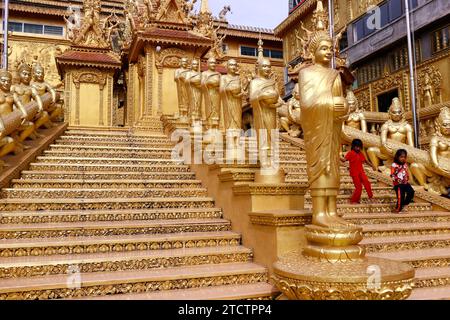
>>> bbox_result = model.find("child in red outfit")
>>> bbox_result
[342,139,373,204]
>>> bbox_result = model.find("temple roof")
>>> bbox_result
[56,49,122,69]
[274,0,317,37]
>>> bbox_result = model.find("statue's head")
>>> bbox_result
[437,107,450,137]
[180,57,189,69]
[207,57,217,71]
[191,59,199,71]
[258,58,272,79]
[388,98,404,122]
[18,62,32,85]
[33,63,45,82]
[346,90,358,112]
[309,31,333,67]
[0,69,12,92]
[227,59,238,75]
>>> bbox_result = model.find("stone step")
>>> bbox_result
[20,171,197,181]
[2,188,209,199]
[362,233,450,253]
[0,262,268,300]
[0,246,253,278]
[73,282,278,300]
[0,231,240,257]
[336,203,432,215]
[408,285,450,300]
[0,197,216,212]
[0,218,231,239]
[56,139,174,148]
[345,211,450,225]
[35,156,183,166]
[11,179,203,190]
[44,150,174,159]
[369,247,450,269]
[306,194,396,205]
[0,207,223,224]
[29,163,190,173]
[363,222,450,238]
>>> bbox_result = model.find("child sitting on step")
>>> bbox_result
[341,139,373,204]
[391,149,415,213]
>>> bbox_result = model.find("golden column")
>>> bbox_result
[272,1,415,300]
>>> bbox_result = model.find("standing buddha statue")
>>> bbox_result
[174,57,190,119]
[186,59,202,124]
[298,24,350,228]
[31,63,62,124]
[201,57,221,129]
[249,58,285,171]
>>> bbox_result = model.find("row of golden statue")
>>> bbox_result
[0,63,62,170]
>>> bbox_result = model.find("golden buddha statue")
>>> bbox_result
[220,59,243,131]
[279,83,302,137]
[345,90,367,132]
[298,28,350,228]
[367,98,414,171]
[249,58,285,169]
[31,63,62,123]
[201,57,221,129]
[0,69,35,144]
[174,57,190,119]
[186,59,202,124]
[11,62,47,138]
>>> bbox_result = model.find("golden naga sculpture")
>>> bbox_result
[279,83,302,137]
[249,58,285,173]
[11,63,50,138]
[186,59,202,124]
[220,59,243,131]
[345,90,367,132]
[31,63,62,123]
[174,57,190,120]
[201,57,221,129]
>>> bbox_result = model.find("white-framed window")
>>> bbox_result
[5,21,64,36]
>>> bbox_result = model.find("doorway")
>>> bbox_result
[377,89,399,113]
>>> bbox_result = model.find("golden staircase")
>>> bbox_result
[279,135,450,300]
[0,128,278,300]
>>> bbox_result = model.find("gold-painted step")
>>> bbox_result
[29,163,190,173]
[362,233,450,253]
[59,134,170,143]
[0,246,253,278]
[75,283,278,300]
[56,138,174,148]
[0,262,268,300]
[11,179,203,190]
[336,203,432,214]
[370,248,450,269]
[0,231,240,257]
[20,171,197,181]
[63,130,167,138]
[44,150,174,159]
[306,194,397,205]
[408,285,450,300]
[0,197,216,212]
[35,156,183,166]
[362,222,450,238]
[2,188,209,199]
[0,207,223,225]
[49,144,173,153]
[344,211,450,225]
[0,218,231,239]
[412,268,450,290]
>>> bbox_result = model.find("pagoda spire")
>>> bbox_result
[200,0,211,14]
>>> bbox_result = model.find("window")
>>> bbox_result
[353,18,365,42]
[44,25,64,36]
[377,89,399,113]
[222,43,229,54]
[432,25,450,54]
[241,46,257,57]
[5,21,64,36]
[339,29,349,51]
[8,22,23,32]
[24,23,43,34]
[389,0,403,21]
[270,50,284,59]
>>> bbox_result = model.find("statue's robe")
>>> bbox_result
[299,64,346,194]
[220,74,242,130]
[186,71,202,121]
[174,67,190,116]
[202,71,221,125]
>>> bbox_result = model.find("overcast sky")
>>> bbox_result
[195,0,289,30]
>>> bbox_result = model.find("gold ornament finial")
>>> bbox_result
[200,0,211,14]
